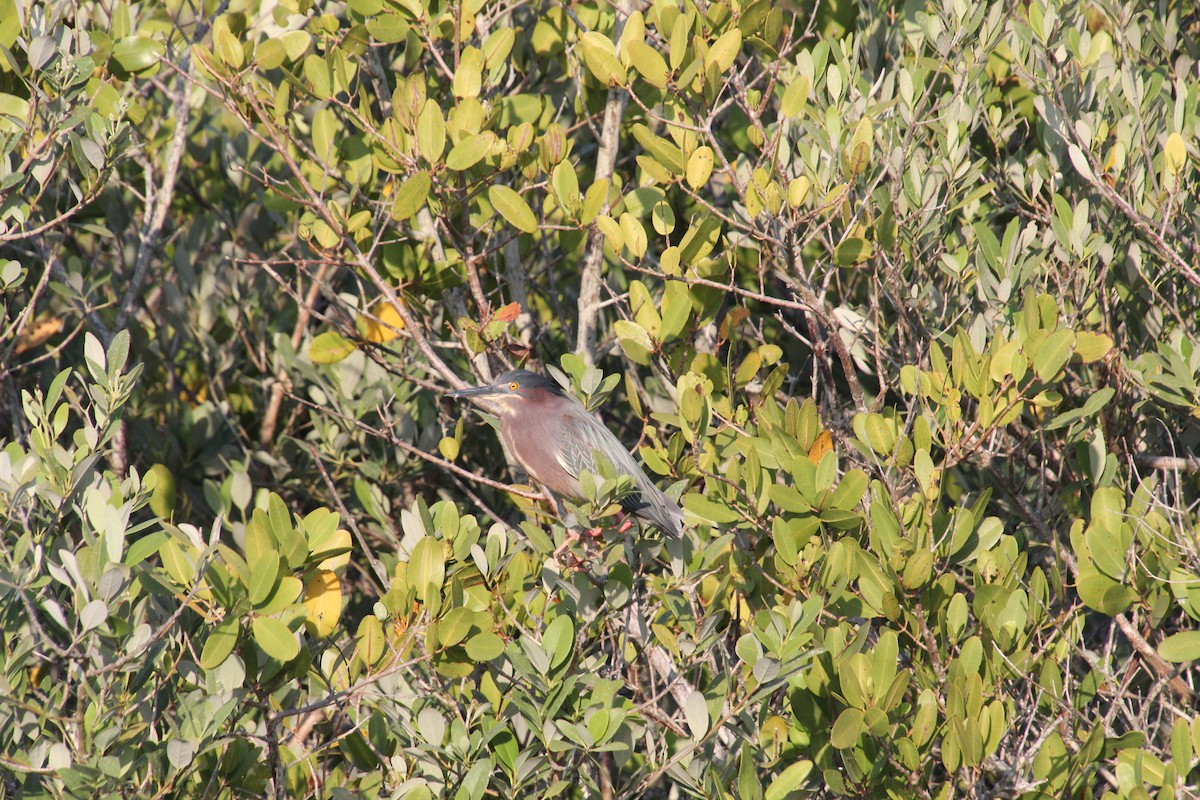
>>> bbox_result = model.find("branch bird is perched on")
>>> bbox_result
[446,369,684,537]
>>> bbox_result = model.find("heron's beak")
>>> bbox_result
[445,384,502,399]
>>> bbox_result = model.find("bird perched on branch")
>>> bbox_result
[446,369,684,537]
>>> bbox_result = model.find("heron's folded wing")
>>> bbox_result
[554,412,642,482]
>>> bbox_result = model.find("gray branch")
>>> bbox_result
[575,0,632,367]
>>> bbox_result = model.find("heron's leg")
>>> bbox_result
[552,531,581,561]
[579,514,632,542]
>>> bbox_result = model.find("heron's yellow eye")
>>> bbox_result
[508,381,519,391]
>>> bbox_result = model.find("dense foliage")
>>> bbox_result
[2,0,1199,797]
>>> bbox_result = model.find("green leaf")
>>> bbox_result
[579,32,627,85]
[303,54,332,98]
[417,100,446,163]
[255,39,285,69]
[619,213,647,257]
[770,484,812,513]
[739,744,764,800]
[902,549,934,589]
[280,30,312,61]
[446,133,490,171]
[1033,329,1076,381]
[543,615,573,669]
[112,35,165,74]
[392,171,431,221]
[482,28,516,70]
[551,161,581,214]
[1158,631,1200,663]
[707,28,742,72]
[457,759,491,800]
[684,493,741,524]
[256,576,304,616]
[366,14,408,43]
[125,530,168,566]
[613,319,654,365]
[596,214,624,250]
[765,759,814,800]
[309,330,357,364]
[660,281,692,342]
[465,631,505,662]
[631,124,685,174]
[651,200,675,235]
[80,599,107,631]
[213,29,244,68]
[244,516,274,571]
[437,607,481,648]
[1045,387,1115,431]
[1076,572,1135,615]
[780,76,810,118]
[312,108,337,165]
[835,237,874,266]
[830,707,864,749]
[846,118,873,176]
[626,39,668,88]
[201,616,241,670]
[166,739,196,770]
[0,95,29,135]
[252,616,299,661]
[1090,485,1126,535]
[270,493,307,568]
[453,46,483,98]
[438,436,459,461]
[249,551,281,607]
[488,185,538,234]
[409,537,445,602]
[581,179,609,224]
[683,689,708,738]
[357,615,385,665]
[830,470,868,513]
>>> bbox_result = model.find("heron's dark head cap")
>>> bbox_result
[445,369,566,403]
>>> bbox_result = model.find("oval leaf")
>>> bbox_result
[309,330,357,364]
[392,171,431,221]
[488,185,538,234]
[252,616,300,662]
[304,569,342,638]
[1158,631,1200,663]
[201,616,241,670]
[409,536,446,602]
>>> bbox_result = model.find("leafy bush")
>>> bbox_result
[2,0,1199,798]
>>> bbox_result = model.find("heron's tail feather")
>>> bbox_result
[626,488,685,537]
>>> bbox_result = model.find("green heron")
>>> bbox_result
[446,369,683,537]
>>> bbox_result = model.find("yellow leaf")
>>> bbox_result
[788,177,812,208]
[707,28,742,73]
[1074,331,1113,363]
[317,529,353,571]
[686,146,714,190]
[808,430,834,464]
[1164,132,1188,178]
[363,300,406,344]
[579,31,627,86]
[305,569,342,638]
[14,315,63,354]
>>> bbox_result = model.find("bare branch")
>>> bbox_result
[575,0,632,367]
